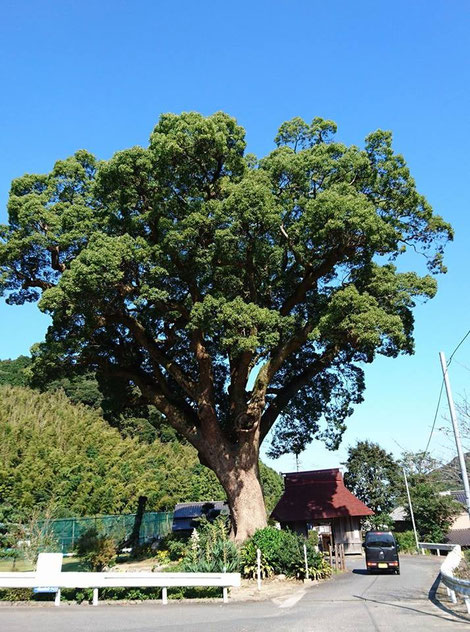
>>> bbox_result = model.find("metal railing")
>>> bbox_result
[419,542,470,614]
[0,553,240,606]
[418,542,454,557]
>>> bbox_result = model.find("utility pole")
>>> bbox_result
[403,468,420,552]
[439,351,470,517]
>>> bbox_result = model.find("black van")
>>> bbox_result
[363,531,400,574]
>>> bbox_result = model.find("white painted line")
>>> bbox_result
[273,589,306,609]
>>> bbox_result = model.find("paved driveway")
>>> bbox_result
[0,555,467,631]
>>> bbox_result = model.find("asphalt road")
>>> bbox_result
[0,555,467,632]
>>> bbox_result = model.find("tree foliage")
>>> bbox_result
[0,356,31,387]
[402,477,460,541]
[344,440,401,514]
[75,528,117,571]
[399,449,461,541]
[0,111,451,536]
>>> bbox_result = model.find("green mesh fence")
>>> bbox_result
[39,512,173,553]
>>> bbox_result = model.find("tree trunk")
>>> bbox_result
[220,460,268,543]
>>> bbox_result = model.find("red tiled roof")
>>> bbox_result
[271,468,374,521]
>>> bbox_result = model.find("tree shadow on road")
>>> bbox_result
[352,591,468,626]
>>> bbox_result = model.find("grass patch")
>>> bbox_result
[0,556,82,572]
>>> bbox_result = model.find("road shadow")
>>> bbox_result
[428,573,470,623]
[353,594,468,626]
[352,569,369,575]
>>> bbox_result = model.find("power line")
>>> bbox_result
[449,329,470,364]
[422,380,444,456]
[421,328,470,459]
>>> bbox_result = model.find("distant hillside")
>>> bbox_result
[0,386,282,523]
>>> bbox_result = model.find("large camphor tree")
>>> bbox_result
[0,112,451,540]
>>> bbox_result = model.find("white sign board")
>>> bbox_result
[33,552,63,593]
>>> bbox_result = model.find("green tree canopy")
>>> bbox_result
[343,440,401,514]
[399,449,461,541]
[0,355,30,387]
[402,478,459,542]
[0,112,452,539]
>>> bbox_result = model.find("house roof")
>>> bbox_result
[390,505,407,521]
[449,490,468,505]
[446,529,470,547]
[271,468,374,522]
[173,501,228,519]
[172,501,229,531]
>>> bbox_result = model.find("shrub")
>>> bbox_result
[181,517,239,573]
[308,554,332,580]
[11,508,61,565]
[307,529,319,547]
[394,531,417,554]
[0,588,34,601]
[240,540,273,578]
[157,532,188,561]
[75,528,117,571]
[240,527,331,579]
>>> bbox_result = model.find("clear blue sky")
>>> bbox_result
[1,0,469,472]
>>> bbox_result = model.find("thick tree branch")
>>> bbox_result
[259,346,339,442]
[191,327,222,440]
[47,246,66,272]
[229,350,253,426]
[21,277,55,291]
[119,313,198,401]
[12,267,55,291]
[279,246,352,316]
[95,358,202,449]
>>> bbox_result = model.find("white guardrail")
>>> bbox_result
[419,542,470,614]
[0,553,241,606]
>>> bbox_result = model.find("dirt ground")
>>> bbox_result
[229,576,319,602]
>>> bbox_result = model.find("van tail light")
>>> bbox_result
[367,562,377,566]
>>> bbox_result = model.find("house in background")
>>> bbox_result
[391,490,470,547]
[390,505,408,531]
[271,468,374,554]
[172,501,229,535]
[440,490,470,547]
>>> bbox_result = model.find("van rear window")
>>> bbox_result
[365,534,395,547]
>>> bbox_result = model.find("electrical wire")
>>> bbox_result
[421,328,470,459]
[448,329,470,365]
[422,381,444,456]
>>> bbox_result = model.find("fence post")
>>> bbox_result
[303,543,309,580]
[222,565,228,602]
[93,588,99,606]
[257,548,262,591]
[448,571,457,604]
[54,589,61,607]
[162,586,168,605]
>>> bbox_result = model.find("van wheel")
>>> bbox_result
[395,569,400,575]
